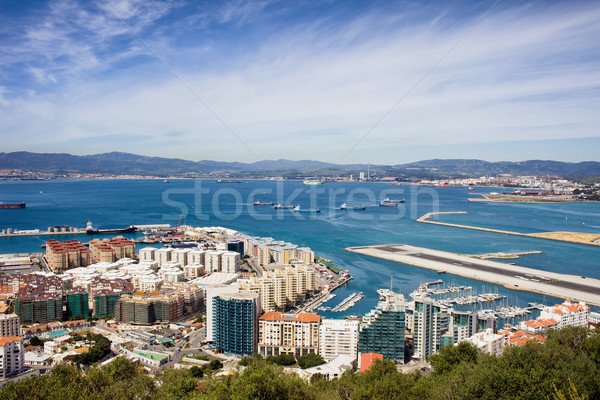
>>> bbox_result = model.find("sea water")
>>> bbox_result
[1,179,599,316]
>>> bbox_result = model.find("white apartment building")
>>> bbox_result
[205,251,224,273]
[183,264,204,280]
[221,251,241,274]
[188,249,206,266]
[539,300,590,328]
[239,265,316,311]
[0,337,24,378]
[319,319,359,361]
[138,247,156,262]
[465,328,505,357]
[155,248,173,267]
[171,248,192,266]
[0,314,20,337]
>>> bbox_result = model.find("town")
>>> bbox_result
[1,225,597,387]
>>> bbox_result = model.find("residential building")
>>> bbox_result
[45,239,92,271]
[319,319,359,361]
[465,328,505,357]
[539,300,590,328]
[0,337,24,378]
[258,311,321,358]
[0,314,20,337]
[358,293,406,364]
[221,251,241,274]
[205,284,240,342]
[213,292,260,357]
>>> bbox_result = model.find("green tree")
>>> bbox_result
[297,352,325,369]
[429,341,479,374]
[29,336,43,346]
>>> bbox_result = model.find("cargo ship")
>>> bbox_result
[85,221,136,235]
[293,205,321,213]
[340,202,366,210]
[303,180,324,185]
[274,204,294,209]
[0,202,26,209]
[379,202,397,207]
[253,201,275,206]
[383,197,404,203]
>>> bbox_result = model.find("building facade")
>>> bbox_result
[319,318,359,361]
[0,314,20,337]
[213,292,260,357]
[358,294,406,364]
[258,311,320,358]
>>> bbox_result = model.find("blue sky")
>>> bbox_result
[0,0,599,164]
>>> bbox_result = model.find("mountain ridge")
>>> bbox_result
[0,152,598,178]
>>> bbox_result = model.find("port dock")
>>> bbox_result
[417,212,600,247]
[346,244,600,306]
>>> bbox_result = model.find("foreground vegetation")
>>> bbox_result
[2,326,599,400]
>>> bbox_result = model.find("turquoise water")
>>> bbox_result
[1,179,599,316]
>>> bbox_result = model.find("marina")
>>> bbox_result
[328,292,365,312]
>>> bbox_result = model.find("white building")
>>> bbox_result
[188,249,206,266]
[297,354,355,381]
[171,248,192,266]
[205,251,224,273]
[539,300,590,328]
[155,248,173,267]
[221,251,241,274]
[0,314,20,337]
[138,247,156,262]
[465,328,505,357]
[319,319,359,361]
[183,264,204,280]
[0,337,25,378]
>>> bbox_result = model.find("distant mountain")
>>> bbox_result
[0,152,598,178]
[394,159,600,177]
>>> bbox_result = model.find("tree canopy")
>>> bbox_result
[1,326,599,400]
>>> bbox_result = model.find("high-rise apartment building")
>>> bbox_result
[358,294,406,364]
[213,292,260,357]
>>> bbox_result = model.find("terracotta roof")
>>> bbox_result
[0,336,23,346]
[259,311,321,322]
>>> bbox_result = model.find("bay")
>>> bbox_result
[1,179,599,317]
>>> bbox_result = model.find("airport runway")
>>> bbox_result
[346,244,600,306]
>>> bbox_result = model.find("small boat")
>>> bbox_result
[217,179,242,183]
[164,179,169,183]
[468,187,475,190]
[274,204,295,209]
[293,205,321,213]
[253,201,275,206]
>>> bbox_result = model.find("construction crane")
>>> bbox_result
[174,215,183,237]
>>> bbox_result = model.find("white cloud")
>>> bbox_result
[0,1,599,163]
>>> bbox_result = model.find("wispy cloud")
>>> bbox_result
[0,1,599,163]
